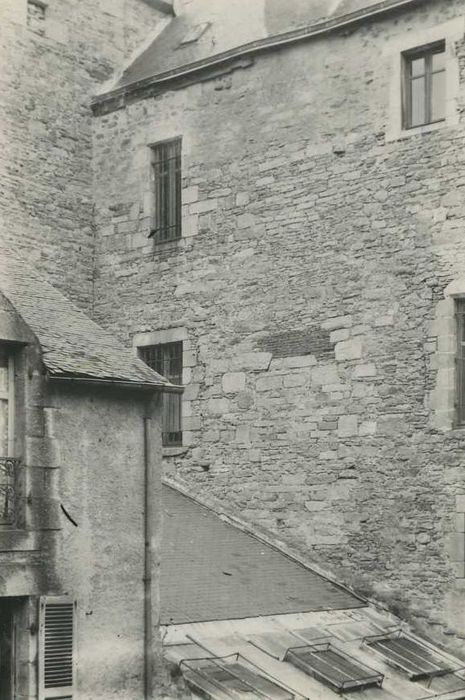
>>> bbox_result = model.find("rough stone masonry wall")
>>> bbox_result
[92,1,465,649]
[0,0,164,311]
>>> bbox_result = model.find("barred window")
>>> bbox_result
[149,139,182,243]
[403,42,445,129]
[456,299,465,426]
[139,342,182,446]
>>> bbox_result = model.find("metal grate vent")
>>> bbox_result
[365,632,452,680]
[285,642,384,693]
[181,654,294,699]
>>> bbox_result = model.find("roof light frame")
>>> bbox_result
[180,653,295,699]
[285,641,384,693]
[364,630,453,680]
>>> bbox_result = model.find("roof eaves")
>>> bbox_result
[92,0,425,115]
[49,373,183,393]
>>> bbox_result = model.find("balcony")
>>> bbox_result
[0,457,19,526]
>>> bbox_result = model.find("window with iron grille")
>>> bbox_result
[180,655,294,699]
[139,342,182,446]
[149,139,182,243]
[402,42,445,129]
[456,299,465,426]
[365,632,451,680]
[285,643,384,694]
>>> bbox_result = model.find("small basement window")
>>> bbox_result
[181,655,294,699]
[365,632,452,680]
[285,643,384,693]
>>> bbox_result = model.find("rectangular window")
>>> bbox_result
[456,299,465,426]
[149,139,182,243]
[0,348,14,457]
[139,342,182,446]
[403,42,446,129]
[285,643,384,693]
[365,633,451,680]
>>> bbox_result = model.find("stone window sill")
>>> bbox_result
[0,530,38,552]
[386,119,447,143]
[163,446,188,457]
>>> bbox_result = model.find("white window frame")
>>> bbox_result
[384,17,464,142]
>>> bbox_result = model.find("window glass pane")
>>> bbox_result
[432,50,445,72]
[410,76,426,126]
[431,70,446,122]
[0,350,8,395]
[0,400,8,455]
[410,56,425,77]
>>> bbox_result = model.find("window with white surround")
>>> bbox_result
[402,42,445,129]
[385,17,464,141]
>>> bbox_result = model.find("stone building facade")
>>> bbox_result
[0,0,167,309]
[0,246,179,700]
[91,0,465,652]
[0,2,188,698]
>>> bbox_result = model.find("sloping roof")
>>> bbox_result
[164,609,465,700]
[113,0,413,91]
[161,485,364,625]
[0,247,170,387]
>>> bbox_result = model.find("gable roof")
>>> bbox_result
[0,247,171,387]
[161,484,364,625]
[99,0,419,99]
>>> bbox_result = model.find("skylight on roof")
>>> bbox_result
[180,654,294,699]
[285,642,384,693]
[364,632,453,680]
[179,22,210,46]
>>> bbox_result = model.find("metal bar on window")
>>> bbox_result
[150,140,182,243]
[456,300,465,425]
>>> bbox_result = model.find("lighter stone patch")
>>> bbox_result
[337,414,358,437]
[335,338,363,361]
[222,372,246,393]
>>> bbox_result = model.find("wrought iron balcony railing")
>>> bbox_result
[0,457,19,526]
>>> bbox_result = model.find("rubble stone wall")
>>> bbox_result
[0,0,164,310]
[92,0,465,648]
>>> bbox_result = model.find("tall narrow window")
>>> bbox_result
[149,139,182,243]
[456,299,465,426]
[403,42,446,129]
[0,348,14,457]
[139,343,182,446]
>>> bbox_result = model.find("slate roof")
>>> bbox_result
[114,0,412,91]
[0,247,170,387]
[161,484,364,625]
